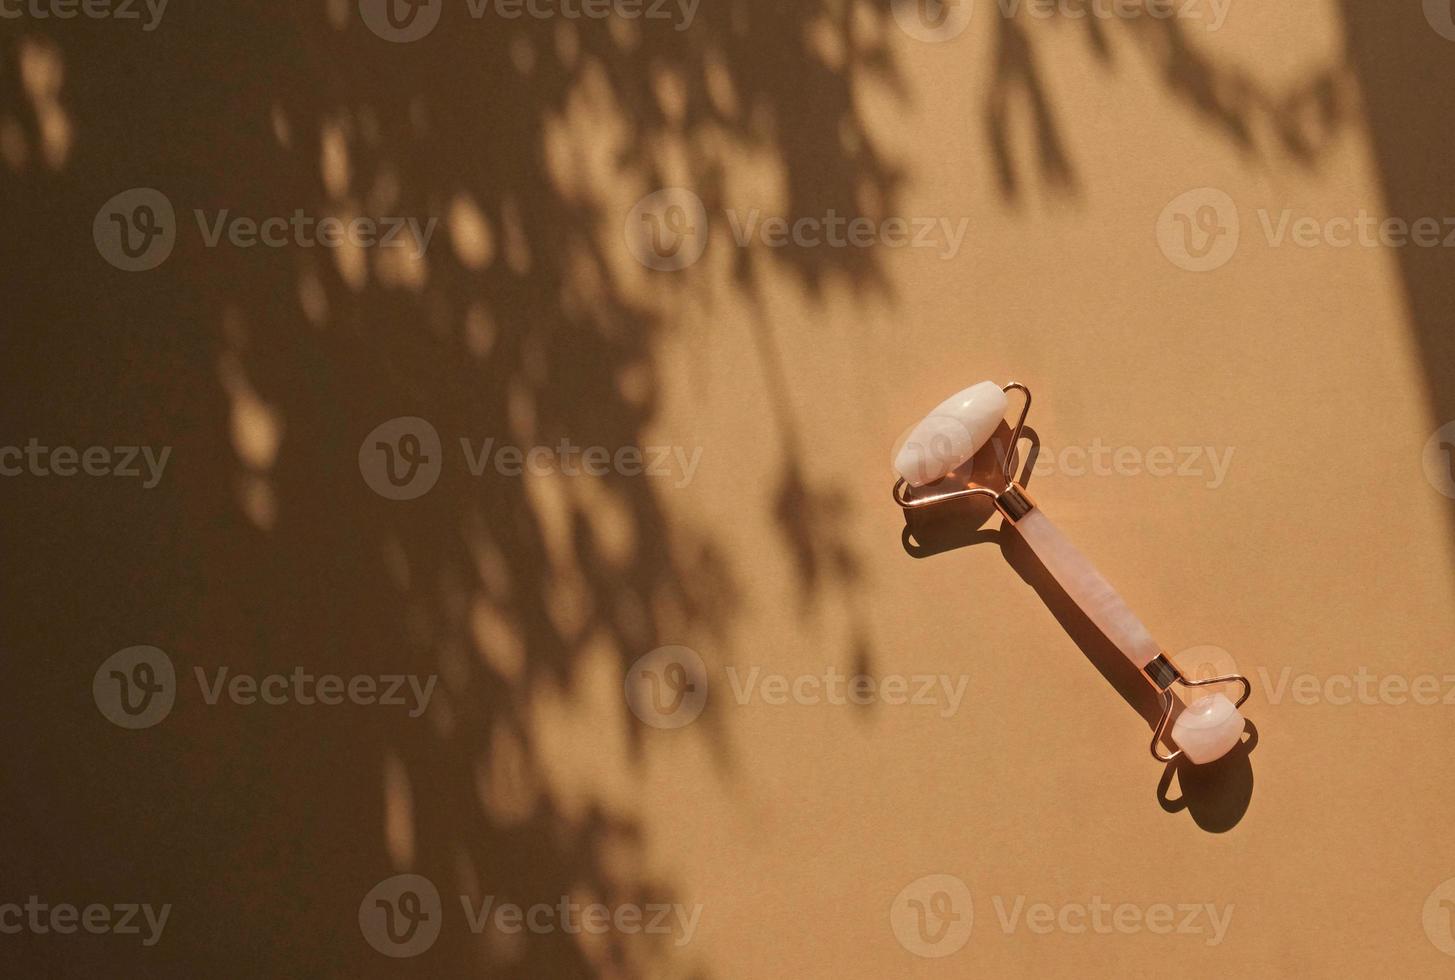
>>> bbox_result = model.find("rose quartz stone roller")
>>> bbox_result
[894,381,1251,765]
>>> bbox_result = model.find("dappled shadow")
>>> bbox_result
[0,1,902,975]
[985,3,1357,203]
[1338,2,1455,525]
[983,2,1455,554]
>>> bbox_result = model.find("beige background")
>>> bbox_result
[3,0,1455,976]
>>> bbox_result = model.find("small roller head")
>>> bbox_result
[894,381,1009,487]
[1170,693,1245,764]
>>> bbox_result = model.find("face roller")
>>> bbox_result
[893,381,1252,765]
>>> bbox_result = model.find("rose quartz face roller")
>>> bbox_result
[893,381,1252,765]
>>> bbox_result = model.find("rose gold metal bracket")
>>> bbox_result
[1145,655,1253,763]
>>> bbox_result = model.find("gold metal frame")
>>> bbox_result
[1148,661,1253,764]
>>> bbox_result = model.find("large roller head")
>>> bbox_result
[1169,692,1245,764]
[894,381,1009,487]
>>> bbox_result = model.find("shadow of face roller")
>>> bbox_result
[900,424,1256,830]
[1157,721,1257,833]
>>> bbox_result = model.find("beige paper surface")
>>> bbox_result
[3,1,1455,976]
